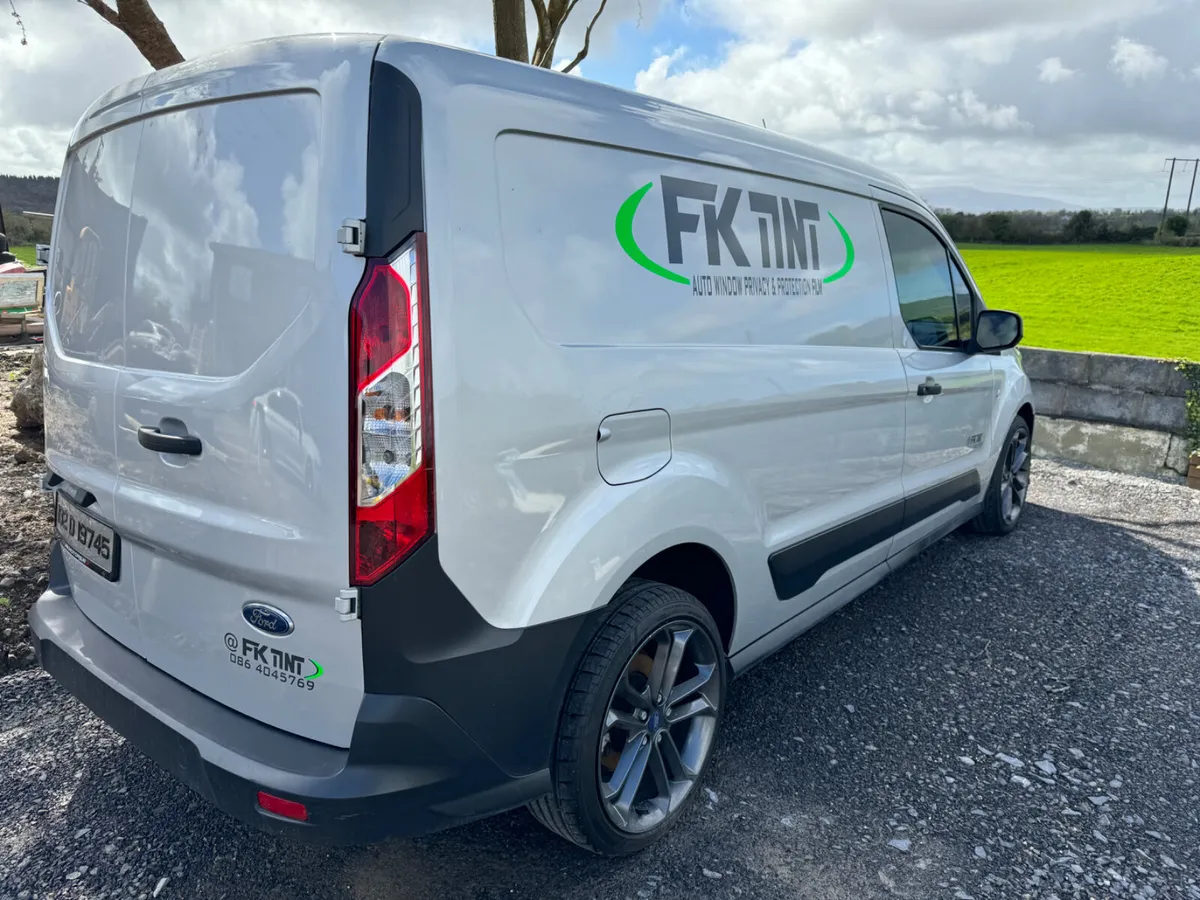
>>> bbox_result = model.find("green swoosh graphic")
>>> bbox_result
[822,212,855,284]
[616,182,691,285]
[306,659,323,680]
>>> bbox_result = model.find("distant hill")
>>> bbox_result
[0,175,60,221]
[919,186,1079,214]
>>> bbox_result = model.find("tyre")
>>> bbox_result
[529,579,726,855]
[972,416,1032,535]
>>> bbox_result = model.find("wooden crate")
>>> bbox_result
[0,271,45,339]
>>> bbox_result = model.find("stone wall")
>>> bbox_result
[1021,348,1192,478]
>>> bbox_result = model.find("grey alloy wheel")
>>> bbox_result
[597,620,722,834]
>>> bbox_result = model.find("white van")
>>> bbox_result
[31,35,1034,855]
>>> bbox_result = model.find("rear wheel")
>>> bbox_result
[972,416,1032,535]
[529,579,725,855]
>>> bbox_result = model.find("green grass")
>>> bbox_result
[9,245,37,267]
[958,244,1200,360]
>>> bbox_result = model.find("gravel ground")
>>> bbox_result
[0,459,1197,900]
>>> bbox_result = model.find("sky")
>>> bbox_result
[2,0,1198,209]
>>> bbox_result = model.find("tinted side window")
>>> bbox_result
[881,210,959,349]
[950,263,973,344]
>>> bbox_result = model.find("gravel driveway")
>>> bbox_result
[1,460,1197,900]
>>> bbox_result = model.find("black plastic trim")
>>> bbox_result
[769,500,904,601]
[901,469,981,531]
[29,568,553,846]
[364,59,423,258]
[768,469,981,600]
[359,536,606,777]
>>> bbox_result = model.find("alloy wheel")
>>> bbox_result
[597,620,722,834]
[1000,424,1031,525]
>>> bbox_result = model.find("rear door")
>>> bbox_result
[877,206,993,553]
[44,102,145,654]
[47,38,380,748]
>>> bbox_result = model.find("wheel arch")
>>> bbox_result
[630,542,737,654]
[1016,401,1034,436]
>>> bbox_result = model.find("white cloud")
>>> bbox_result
[1038,57,1076,83]
[1110,37,1168,82]
[635,0,1198,208]
[692,0,1164,43]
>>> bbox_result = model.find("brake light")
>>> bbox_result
[349,235,433,585]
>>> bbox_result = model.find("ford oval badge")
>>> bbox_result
[242,603,294,637]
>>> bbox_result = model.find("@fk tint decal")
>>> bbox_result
[225,632,323,691]
[616,176,855,294]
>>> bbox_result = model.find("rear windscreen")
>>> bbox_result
[54,92,321,375]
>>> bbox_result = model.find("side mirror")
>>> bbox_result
[975,309,1023,352]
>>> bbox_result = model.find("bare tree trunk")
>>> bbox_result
[493,0,529,64]
[78,0,183,70]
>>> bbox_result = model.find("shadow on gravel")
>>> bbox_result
[10,498,1199,900]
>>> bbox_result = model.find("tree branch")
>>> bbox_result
[561,0,609,73]
[78,0,183,70]
[9,0,27,45]
[77,0,120,27]
[528,0,551,50]
[532,0,578,66]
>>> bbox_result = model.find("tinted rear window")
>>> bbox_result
[54,92,322,375]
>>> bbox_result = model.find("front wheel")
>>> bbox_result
[529,580,726,855]
[972,416,1032,535]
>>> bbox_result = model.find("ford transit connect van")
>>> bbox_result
[30,34,1034,856]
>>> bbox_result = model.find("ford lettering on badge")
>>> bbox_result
[242,603,295,636]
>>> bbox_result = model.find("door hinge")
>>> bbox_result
[335,588,360,621]
[337,219,366,256]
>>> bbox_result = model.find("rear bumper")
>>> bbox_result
[29,542,553,845]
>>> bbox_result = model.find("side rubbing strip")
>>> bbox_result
[901,470,981,531]
[768,501,903,601]
[768,469,981,601]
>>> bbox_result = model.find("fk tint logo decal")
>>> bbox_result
[615,176,855,295]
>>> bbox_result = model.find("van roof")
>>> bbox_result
[71,33,922,208]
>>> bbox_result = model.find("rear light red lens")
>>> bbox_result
[352,263,412,392]
[350,237,433,585]
[257,791,308,822]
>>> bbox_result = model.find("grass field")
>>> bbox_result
[9,245,36,267]
[959,244,1200,360]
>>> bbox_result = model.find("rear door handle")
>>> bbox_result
[917,379,943,397]
[137,420,202,456]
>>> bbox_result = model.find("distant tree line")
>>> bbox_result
[935,207,1197,246]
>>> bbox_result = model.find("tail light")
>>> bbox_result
[349,235,432,585]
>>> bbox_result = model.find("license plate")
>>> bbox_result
[54,493,120,581]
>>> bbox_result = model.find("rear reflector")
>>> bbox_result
[349,235,434,585]
[256,791,309,822]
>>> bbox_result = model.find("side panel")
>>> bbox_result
[383,38,908,651]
